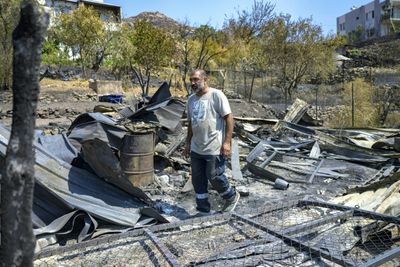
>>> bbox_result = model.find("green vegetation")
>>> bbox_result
[261,15,342,104]
[326,79,379,127]
[50,6,115,76]
[0,0,21,90]
[119,20,175,96]
[0,0,351,102]
[347,25,364,44]
[0,1,398,125]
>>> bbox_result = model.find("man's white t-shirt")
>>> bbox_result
[186,87,232,156]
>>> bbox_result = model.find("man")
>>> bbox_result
[184,69,240,213]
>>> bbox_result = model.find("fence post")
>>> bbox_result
[248,71,256,102]
[284,88,288,111]
[351,83,355,127]
[262,72,265,103]
[315,86,318,121]
[233,70,236,94]
[243,71,247,98]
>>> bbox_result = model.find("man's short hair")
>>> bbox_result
[191,69,208,79]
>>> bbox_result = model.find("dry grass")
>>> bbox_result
[122,85,187,106]
[384,111,400,128]
[40,78,188,97]
[325,79,380,128]
[40,78,90,91]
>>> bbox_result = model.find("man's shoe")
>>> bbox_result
[221,191,240,212]
[196,198,211,213]
[196,206,211,213]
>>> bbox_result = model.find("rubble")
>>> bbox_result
[2,81,400,266]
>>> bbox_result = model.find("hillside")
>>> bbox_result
[124,11,185,30]
[345,37,400,67]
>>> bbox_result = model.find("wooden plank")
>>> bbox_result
[273,98,310,132]
[231,138,244,181]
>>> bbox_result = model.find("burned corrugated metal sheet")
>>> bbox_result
[66,115,153,203]
[38,133,78,164]
[68,115,128,150]
[123,82,185,132]
[0,123,159,228]
[146,81,171,105]
[129,99,185,132]
[79,138,152,203]
[279,121,397,163]
[68,112,119,132]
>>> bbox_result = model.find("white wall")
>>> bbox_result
[337,15,346,35]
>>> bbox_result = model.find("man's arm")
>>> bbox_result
[220,113,234,157]
[184,119,193,158]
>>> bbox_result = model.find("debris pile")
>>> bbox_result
[2,82,400,266]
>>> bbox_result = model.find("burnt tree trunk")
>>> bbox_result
[0,1,48,267]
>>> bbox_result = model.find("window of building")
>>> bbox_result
[356,16,359,20]
[372,11,375,18]
[393,8,400,18]
[366,13,369,20]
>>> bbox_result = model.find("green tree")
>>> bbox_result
[347,25,364,44]
[220,0,275,99]
[108,24,136,80]
[129,20,175,96]
[262,15,338,105]
[54,6,114,77]
[0,0,21,90]
[191,25,226,70]
[173,20,194,94]
[41,26,70,66]
[224,0,275,44]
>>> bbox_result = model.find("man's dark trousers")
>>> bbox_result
[191,151,234,211]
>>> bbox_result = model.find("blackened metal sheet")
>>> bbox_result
[32,182,74,228]
[128,81,183,132]
[129,99,185,132]
[38,133,78,164]
[280,121,396,162]
[68,119,128,150]
[68,112,118,132]
[0,124,146,227]
[147,81,171,105]
[80,138,153,203]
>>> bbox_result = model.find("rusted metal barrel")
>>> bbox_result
[120,129,155,187]
[394,137,400,152]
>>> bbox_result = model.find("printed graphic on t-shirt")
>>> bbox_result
[191,100,208,127]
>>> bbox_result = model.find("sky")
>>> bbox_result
[106,0,370,35]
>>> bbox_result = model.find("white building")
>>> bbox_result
[42,0,121,23]
[337,0,400,41]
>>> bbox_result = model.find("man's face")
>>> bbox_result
[190,72,206,93]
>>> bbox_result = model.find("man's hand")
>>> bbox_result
[220,141,231,158]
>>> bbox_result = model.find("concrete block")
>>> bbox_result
[89,80,123,95]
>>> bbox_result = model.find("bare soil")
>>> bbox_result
[0,79,277,130]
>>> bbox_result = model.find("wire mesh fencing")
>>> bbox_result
[34,234,169,267]
[34,199,400,267]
